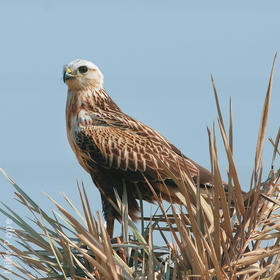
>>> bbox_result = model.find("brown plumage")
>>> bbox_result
[63,59,214,237]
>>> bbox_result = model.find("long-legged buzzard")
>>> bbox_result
[63,59,215,237]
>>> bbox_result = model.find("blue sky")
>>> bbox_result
[0,0,280,257]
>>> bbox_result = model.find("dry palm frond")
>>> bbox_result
[1,54,280,279]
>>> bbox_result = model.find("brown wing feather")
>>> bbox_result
[73,111,200,184]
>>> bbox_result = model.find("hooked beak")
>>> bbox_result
[63,67,73,83]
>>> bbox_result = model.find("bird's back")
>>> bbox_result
[66,87,213,188]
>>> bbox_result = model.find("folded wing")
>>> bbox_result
[73,111,201,185]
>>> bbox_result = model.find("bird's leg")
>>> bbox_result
[105,214,115,238]
[101,193,116,238]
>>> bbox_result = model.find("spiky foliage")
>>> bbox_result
[1,54,280,279]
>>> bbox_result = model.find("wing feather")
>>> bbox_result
[73,111,200,183]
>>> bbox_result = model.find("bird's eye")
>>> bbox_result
[78,66,88,74]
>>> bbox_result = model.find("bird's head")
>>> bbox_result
[63,59,104,90]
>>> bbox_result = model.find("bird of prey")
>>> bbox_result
[63,59,214,237]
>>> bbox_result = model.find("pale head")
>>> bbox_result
[63,59,104,90]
